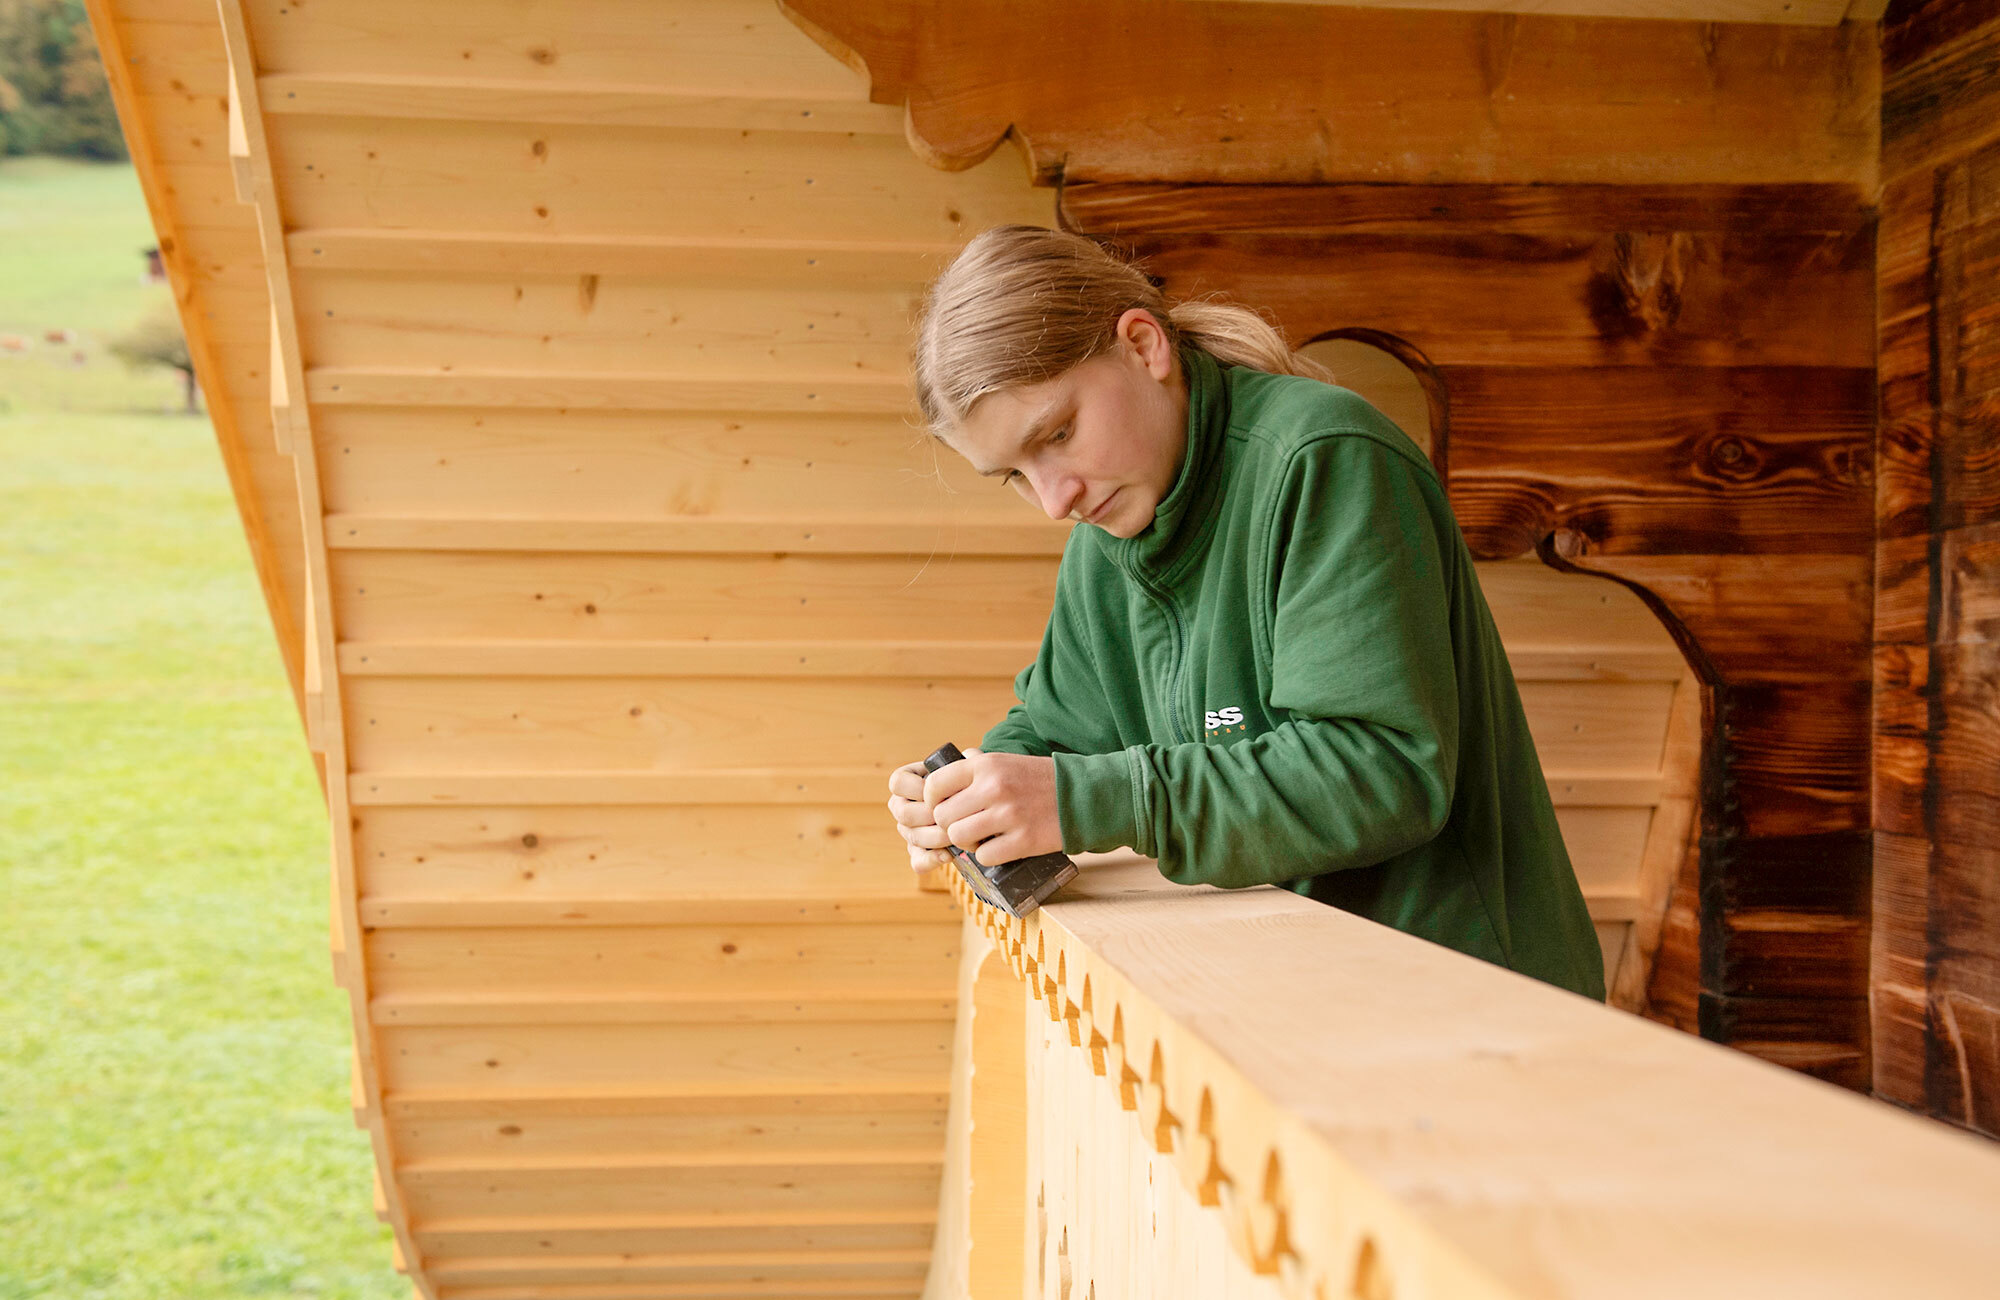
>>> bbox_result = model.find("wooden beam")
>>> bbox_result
[942,861,2000,1297]
[780,0,1879,186]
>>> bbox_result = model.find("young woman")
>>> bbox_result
[884,225,1605,1001]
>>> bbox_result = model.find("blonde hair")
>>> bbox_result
[911,224,1335,435]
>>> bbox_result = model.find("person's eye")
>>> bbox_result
[1051,424,1071,443]
[1003,469,1023,485]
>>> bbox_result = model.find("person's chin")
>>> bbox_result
[1098,510,1146,539]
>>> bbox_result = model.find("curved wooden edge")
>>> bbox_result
[82,0,308,730]
[210,1,431,1292]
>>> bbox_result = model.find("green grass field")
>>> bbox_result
[1,157,399,1299]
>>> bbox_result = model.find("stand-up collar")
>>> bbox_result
[1098,343,1231,583]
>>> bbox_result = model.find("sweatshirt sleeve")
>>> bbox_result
[1050,433,1460,889]
[980,537,1125,760]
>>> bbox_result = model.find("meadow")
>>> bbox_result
[0,156,399,1298]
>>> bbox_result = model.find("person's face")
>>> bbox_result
[944,308,1188,539]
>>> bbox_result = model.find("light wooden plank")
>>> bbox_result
[137,88,231,167]
[288,228,954,281]
[329,550,1059,645]
[335,671,1666,779]
[383,1092,949,1121]
[971,861,2000,1300]
[376,1020,954,1096]
[347,768,1663,808]
[293,270,925,379]
[265,115,1055,243]
[361,896,959,928]
[423,1246,929,1286]
[158,220,266,286]
[116,18,229,98]
[323,515,1068,557]
[390,1095,944,1167]
[260,72,900,133]
[1611,667,1706,1011]
[337,640,1039,679]
[311,404,991,521]
[153,156,249,231]
[1517,680,1678,773]
[413,1218,936,1264]
[393,1151,945,1223]
[1583,892,1644,923]
[405,1149,940,1174]
[433,1272,923,1297]
[1500,644,1690,682]
[1475,554,1691,649]
[370,992,958,1027]
[305,367,917,415]
[332,638,1684,681]
[349,770,915,807]
[364,921,958,1000]
[340,675,1018,773]
[225,66,252,200]
[242,0,877,100]
[1552,805,1654,896]
[351,803,926,902]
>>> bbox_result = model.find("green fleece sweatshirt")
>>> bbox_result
[980,344,1606,1001]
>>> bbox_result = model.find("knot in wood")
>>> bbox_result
[1699,433,1766,484]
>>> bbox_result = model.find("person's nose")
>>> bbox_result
[1031,472,1085,521]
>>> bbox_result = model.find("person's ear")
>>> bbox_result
[1117,307,1173,381]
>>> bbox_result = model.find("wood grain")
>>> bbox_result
[1061,173,1877,1078]
[1872,10,2000,1134]
[782,0,1879,185]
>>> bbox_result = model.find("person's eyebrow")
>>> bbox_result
[975,400,1064,479]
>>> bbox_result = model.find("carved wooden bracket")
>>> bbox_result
[779,0,1878,186]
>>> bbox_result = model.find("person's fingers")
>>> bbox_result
[967,829,1020,867]
[944,809,1002,853]
[887,761,927,801]
[921,757,975,810]
[908,843,951,873]
[886,793,937,829]
[931,785,998,832]
[904,821,952,851]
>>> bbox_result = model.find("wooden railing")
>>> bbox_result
[927,858,2000,1300]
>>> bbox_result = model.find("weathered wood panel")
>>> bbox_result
[1872,0,2000,1137]
[1058,178,1877,1084]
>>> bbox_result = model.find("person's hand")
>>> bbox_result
[923,749,1062,867]
[887,755,955,875]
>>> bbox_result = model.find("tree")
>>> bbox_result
[0,0,126,160]
[110,303,200,414]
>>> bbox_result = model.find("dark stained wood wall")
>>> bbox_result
[1057,184,1878,1087]
[782,0,1884,1088]
[1873,0,2000,1137]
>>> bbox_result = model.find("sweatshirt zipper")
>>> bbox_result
[1141,577,1193,745]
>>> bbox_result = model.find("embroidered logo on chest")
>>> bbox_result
[1204,705,1246,735]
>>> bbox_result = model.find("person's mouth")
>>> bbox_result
[1085,489,1119,523]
